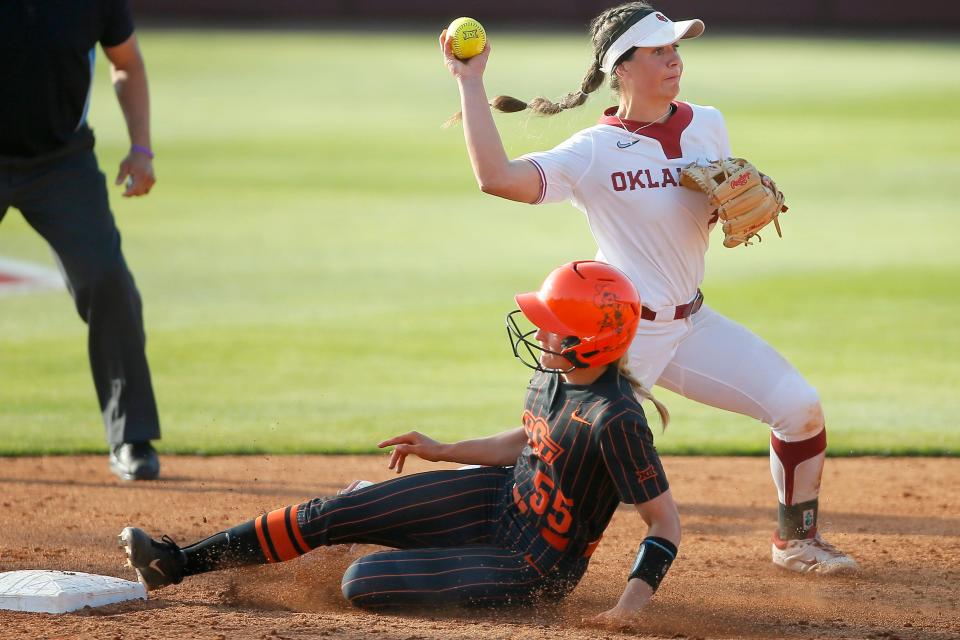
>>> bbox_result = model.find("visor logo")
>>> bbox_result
[656,13,668,22]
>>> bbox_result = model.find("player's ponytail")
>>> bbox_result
[617,357,670,431]
[488,59,606,118]
[443,2,653,127]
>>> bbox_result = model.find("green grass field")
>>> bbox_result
[1,30,957,456]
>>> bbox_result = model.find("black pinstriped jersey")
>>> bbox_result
[510,367,668,556]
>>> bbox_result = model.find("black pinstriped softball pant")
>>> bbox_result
[269,466,588,609]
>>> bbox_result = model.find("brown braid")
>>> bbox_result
[444,2,655,127]
[616,356,670,431]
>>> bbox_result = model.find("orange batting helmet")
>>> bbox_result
[507,260,641,372]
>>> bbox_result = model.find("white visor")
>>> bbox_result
[599,11,705,73]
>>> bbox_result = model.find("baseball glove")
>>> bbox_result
[680,158,787,248]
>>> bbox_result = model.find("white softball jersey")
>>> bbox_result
[522,103,827,504]
[522,101,731,312]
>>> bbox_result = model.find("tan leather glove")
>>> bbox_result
[680,158,787,248]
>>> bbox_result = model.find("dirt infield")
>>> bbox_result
[0,455,957,640]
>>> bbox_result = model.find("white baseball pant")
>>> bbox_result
[626,304,826,507]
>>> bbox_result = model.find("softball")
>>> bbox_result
[447,17,486,60]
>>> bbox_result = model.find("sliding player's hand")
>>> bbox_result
[582,605,645,632]
[378,431,446,473]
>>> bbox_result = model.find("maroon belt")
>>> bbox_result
[641,289,704,322]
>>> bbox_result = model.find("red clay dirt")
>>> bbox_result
[0,455,957,640]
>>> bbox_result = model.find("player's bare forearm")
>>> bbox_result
[585,491,683,624]
[457,77,540,203]
[442,427,527,466]
[634,490,681,545]
[379,427,526,473]
[585,495,682,628]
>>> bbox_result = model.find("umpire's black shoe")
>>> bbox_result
[110,442,160,481]
[118,527,185,590]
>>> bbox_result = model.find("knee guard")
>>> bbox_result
[766,372,824,442]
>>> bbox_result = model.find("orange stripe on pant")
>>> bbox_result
[254,514,276,563]
[265,506,304,562]
[289,503,310,553]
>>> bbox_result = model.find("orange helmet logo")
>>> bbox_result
[593,281,626,340]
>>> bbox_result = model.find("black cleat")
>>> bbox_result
[118,527,185,590]
[110,442,161,481]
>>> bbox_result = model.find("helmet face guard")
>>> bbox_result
[507,261,641,374]
[505,309,582,374]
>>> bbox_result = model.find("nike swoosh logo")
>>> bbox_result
[148,559,167,576]
[571,410,591,425]
[617,140,641,149]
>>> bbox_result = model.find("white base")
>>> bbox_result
[0,570,147,613]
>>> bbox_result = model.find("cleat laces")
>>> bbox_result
[159,535,181,551]
[810,536,844,556]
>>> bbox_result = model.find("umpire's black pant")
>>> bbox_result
[0,149,160,445]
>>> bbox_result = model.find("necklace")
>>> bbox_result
[616,104,674,136]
